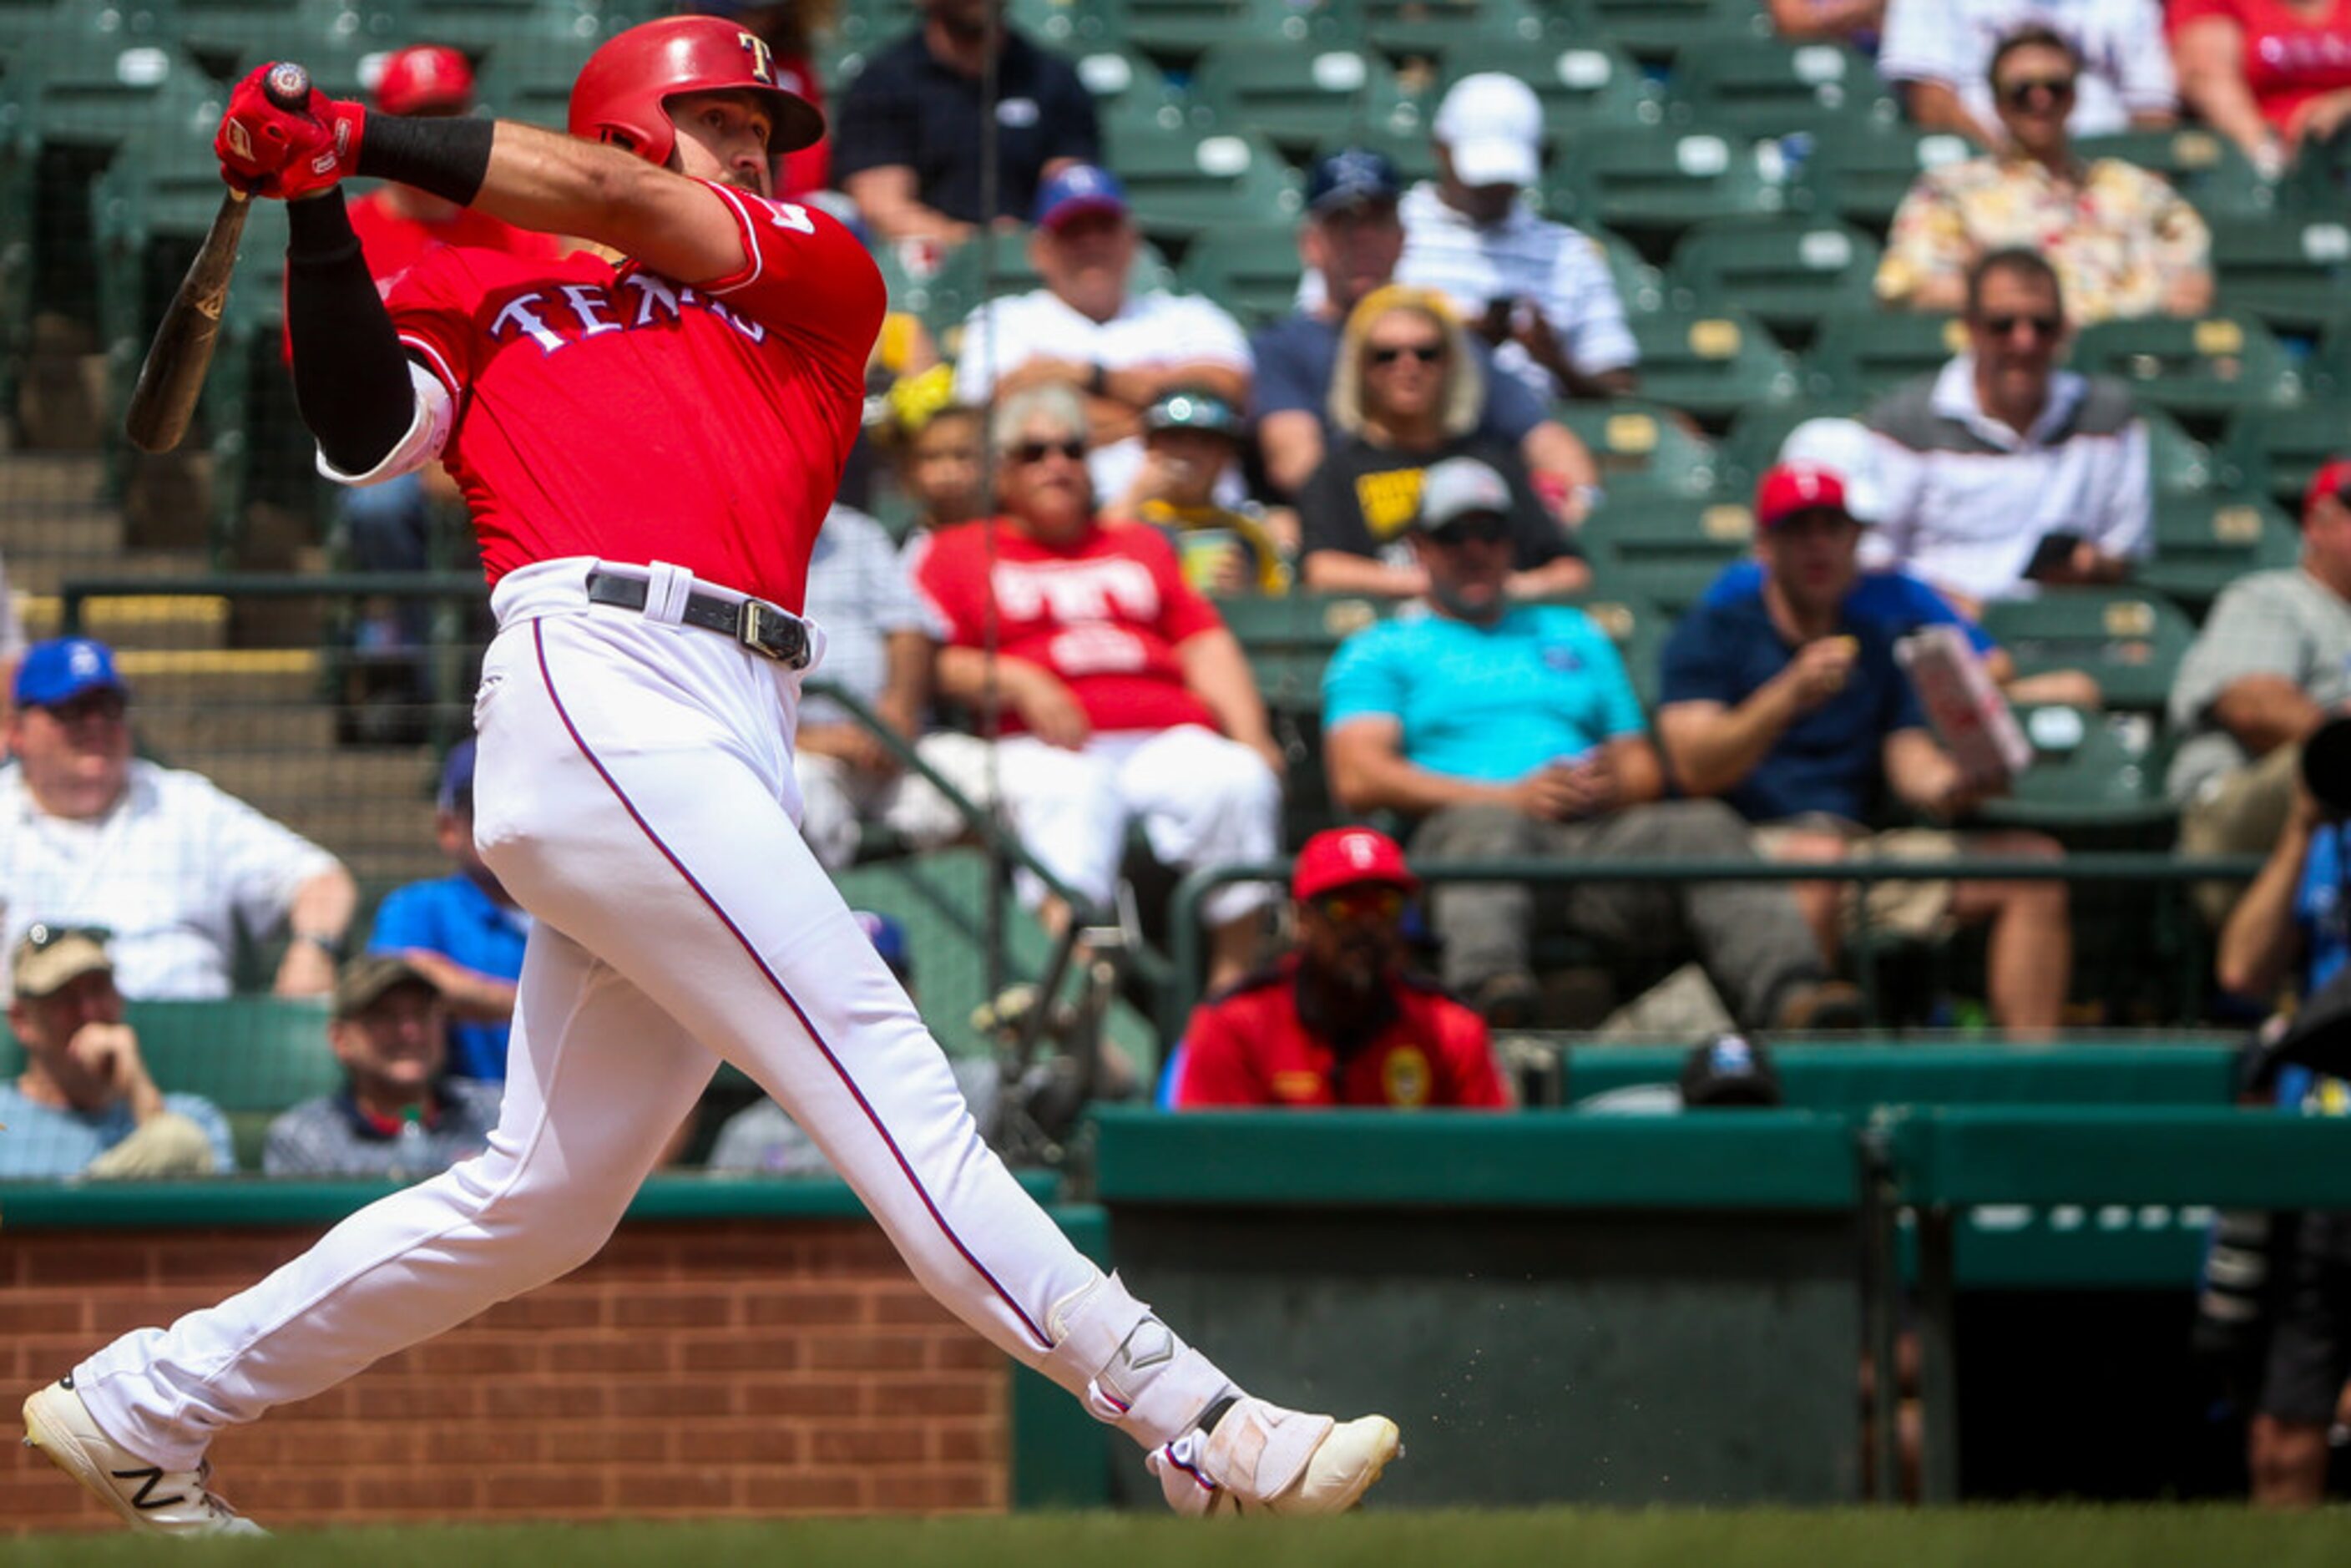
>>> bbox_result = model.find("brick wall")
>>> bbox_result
[1,1218,1009,1532]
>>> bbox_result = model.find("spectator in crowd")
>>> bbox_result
[952,166,1252,509]
[911,384,1284,990]
[1397,73,1641,405]
[0,639,355,1003]
[1251,147,1601,511]
[1657,462,2074,1034]
[1877,26,2212,323]
[882,372,991,543]
[1863,248,2151,612]
[831,0,1099,244]
[1170,827,1510,1110]
[1299,301,1590,601]
[1879,0,2178,148]
[365,740,527,1081]
[1768,0,1884,44]
[263,956,501,1180]
[2172,0,2351,179]
[693,0,838,198]
[2212,755,2351,1507]
[2168,458,2351,923]
[711,911,1003,1173]
[0,924,232,1180]
[1105,387,1292,596]
[1321,473,1863,1031]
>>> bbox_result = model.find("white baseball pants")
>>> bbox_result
[71,559,1231,1473]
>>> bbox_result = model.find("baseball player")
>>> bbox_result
[20,18,1397,1532]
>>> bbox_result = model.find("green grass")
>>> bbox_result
[13,1510,2351,1568]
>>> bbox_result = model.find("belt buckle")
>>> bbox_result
[736,598,777,660]
[736,598,805,668]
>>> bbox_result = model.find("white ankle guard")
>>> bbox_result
[1047,1272,1231,1448]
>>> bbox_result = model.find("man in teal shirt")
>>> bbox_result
[1322,457,1859,1029]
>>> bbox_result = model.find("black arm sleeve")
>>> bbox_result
[285,190,417,475]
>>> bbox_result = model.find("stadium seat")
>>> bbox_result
[2075,126,2274,224]
[1618,307,1800,429]
[1104,0,1347,63]
[2217,403,2348,514]
[1979,588,2197,716]
[1013,0,1112,50]
[1664,38,1898,141]
[1218,591,1391,713]
[1360,0,1555,58]
[1188,42,1416,156]
[1103,121,1303,241]
[473,38,599,132]
[1715,397,1858,492]
[837,0,923,53]
[1580,221,1666,317]
[2139,407,2215,497]
[1433,38,1666,135]
[1975,705,2172,836]
[2069,311,2300,432]
[1575,492,1755,613]
[1662,215,1880,348]
[1069,43,1197,142]
[1174,221,1302,326]
[2208,212,2351,335]
[1574,0,1770,63]
[1569,588,1668,711]
[172,0,403,89]
[1792,124,1975,233]
[395,0,609,70]
[1550,397,1721,500]
[1544,127,1794,255]
[1805,309,1964,405]
[1310,119,1438,185]
[2137,492,2300,610]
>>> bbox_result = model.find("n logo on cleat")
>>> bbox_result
[111,1466,187,1510]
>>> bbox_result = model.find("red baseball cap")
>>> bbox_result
[1754,461,1853,530]
[2304,457,2351,521]
[1292,827,1418,902]
[375,44,475,116]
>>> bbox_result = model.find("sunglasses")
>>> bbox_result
[1368,343,1444,367]
[1424,514,1512,547]
[1975,312,2063,340]
[2000,75,2076,107]
[1009,438,1087,465]
[1310,887,1406,924]
[22,923,111,950]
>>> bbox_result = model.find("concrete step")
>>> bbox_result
[20,591,231,650]
[136,703,339,754]
[114,648,321,705]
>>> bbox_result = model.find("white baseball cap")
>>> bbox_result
[1417,455,1515,530]
[1434,73,1544,189]
[1776,417,1886,523]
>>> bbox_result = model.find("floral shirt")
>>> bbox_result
[1876,154,2210,324]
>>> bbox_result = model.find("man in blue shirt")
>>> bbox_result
[366,740,529,1081]
[1322,458,1858,1030]
[1657,462,2072,1034]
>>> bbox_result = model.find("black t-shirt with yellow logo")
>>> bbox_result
[1297,434,1573,572]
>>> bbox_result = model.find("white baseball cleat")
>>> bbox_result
[22,1378,265,1537]
[1149,1395,1403,1516]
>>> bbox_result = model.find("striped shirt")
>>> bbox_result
[1392,182,1639,402]
[801,505,937,727]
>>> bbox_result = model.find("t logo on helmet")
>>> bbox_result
[739,32,775,84]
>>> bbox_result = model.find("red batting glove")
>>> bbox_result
[215,63,366,200]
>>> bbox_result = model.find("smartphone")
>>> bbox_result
[2024,531,2087,582]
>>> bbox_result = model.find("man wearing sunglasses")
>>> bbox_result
[1881,2,2178,149]
[1171,827,1509,1110]
[0,638,356,1005]
[1878,25,2211,323]
[1864,247,2151,612]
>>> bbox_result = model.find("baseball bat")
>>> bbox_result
[124,62,311,454]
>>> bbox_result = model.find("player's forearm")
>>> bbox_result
[467,121,744,284]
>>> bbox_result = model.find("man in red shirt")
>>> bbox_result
[22,20,1395,1532]
[1174,827,1509,1110]
[912,381,1286,991]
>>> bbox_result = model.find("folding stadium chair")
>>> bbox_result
[1174,221,1303,326]
[1431,38,1666,136]
[836,0,925,54]
[2137,492,2301,612]
[1011,0,1113,50]
[1979,588,2197,717]
[2217,402,2349,515]
[2139,407,2214,498]
[1576,222,1666,318]
[1716,398,1856,493]
[1544,126,1794,258]
[2075,126,2275,224]
[1575,492,1756,613]
[1570,587,1667,712]
[473,38,602,132]
[172,0,403,89]
[1359,0,1555,58]
[1104,0,1347,65]
[2209,212,2351,336]
[1792,124,1975,233]
[1663,215,1879,350]
[1550,398,1721,501]
[1619,307,1800,430]
[1070,43,1196,143]
[1804,309,1964,405]
[397,0,607,74]
[1575,0,1769,63]
[1104,121,1303,242]
[1663,38,1898,142]
[2069,311,2300,433]
[1975,705,2174,839]
[1188,41,1416,157]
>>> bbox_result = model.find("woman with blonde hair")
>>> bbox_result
[1299,286,1588,599]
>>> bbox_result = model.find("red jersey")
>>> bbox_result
[1172,954,1509,1110]
[383,181,884,610]
[348,190,569,285]
[2171,0,2351,133]
[912,519,1226,736]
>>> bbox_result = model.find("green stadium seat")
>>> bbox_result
[1806,309,1964,404]
[1568,588,1668,711]
[1975,706,2172,836]
[395,0,607,71]
[1218,591,1392,713]
[1361,0,1554,57]
[1104,0,1347,64]
[1793,124,1975,232]
[1618,307,1799,429]
[1550,397,1721,500]
[1103,121,1302,241]
[1173,221,1302,326]
[1013,0,1113,50]
[2208,212,2351,335]
[1544,127,1794,254]
[1433,38,1666,135]
[1716,397,1857,493]
[1188,42,1415,156]
[1662,215,1879,348]
[2217,403,2348,513]
[1310,121,1438,185]
[836,0,923,54]
[2069,311,2301,432]
[2140,406,2215,497]
[1580,220,1666,317]
[1573,0,1769,63]
[1978,588,2197,716]
[2136,491,2300,609]
[2075,126,2275,223]
[172,0,403,89]
[1575,492,1755,613]
[1664,38,1897,141]
[1069,43,1196,142]
[473,38,601,132]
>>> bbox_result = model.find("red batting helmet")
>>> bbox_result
[569,15,823,164]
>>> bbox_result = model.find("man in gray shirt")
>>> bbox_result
[2168,458,2351,923]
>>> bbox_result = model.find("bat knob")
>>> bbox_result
[265,62,311,109]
